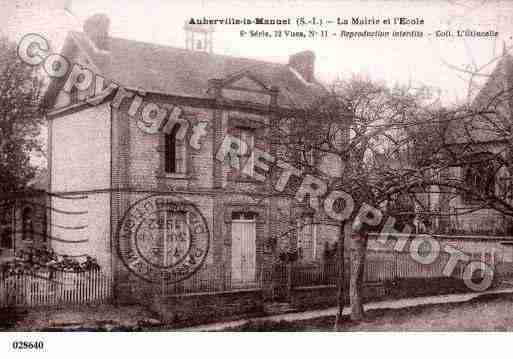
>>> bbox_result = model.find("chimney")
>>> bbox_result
[83,13,110,50]
[289,50,315,83]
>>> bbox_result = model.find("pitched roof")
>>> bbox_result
[447,52,513,144]
[66,31,326,109]
[472,52,513,110]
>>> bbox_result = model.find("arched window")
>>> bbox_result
[164,124,184,174]
[22,207,33,242]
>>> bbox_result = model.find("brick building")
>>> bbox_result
[44,14,342,309]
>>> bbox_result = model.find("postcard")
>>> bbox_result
[0,0,512,357]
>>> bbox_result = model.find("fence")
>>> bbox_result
[160,263,270,296]
[160,264,222,296]
[285,247,502,290]
[364,249,457,282]
[158,247,503,297]
[0,269,112,308]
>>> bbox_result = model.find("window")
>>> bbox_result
[236,129,254,177]
[22,207,34,242]
[297,146,315,171]
[297,217,317,261]
[462,153,498,204]
[305,149,315,167]
[496,167,513,201]
[0,227,12,249]
[70,87,79,104]
[164,123,185,174]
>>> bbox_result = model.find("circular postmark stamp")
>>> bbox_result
[116,194,210,284]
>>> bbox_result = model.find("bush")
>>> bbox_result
[0,245,100,277]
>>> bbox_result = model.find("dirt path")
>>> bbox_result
[183,288,513,331]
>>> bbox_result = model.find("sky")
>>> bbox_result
[2,0,513,105]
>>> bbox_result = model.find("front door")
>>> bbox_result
[231,214,256,288]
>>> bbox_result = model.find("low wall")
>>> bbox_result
[289,276,485,313]
[113,273,499,327]
[149,289,265,327]
[289,283,387,312]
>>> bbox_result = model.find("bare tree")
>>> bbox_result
[268,75,438,326]
[260,42,513,328]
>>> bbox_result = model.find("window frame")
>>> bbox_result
[0,227,13,250]
[164,123,186,175]
[297,217,318,261]
[461,153,499,205]
[22,207,33,242]
[232,127,255,178]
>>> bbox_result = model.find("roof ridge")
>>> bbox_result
[70,30,287,68]
[60,30,326,108]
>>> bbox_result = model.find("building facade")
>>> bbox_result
[45,14,342,306]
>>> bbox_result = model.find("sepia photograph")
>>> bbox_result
[1,0,513,356]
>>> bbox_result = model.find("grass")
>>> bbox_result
[230,293,513,331]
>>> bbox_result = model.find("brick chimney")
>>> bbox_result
[83,13,110,50]
[289,50,315,83]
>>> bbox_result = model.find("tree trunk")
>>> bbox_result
[350,231,368,321]
[334,222,351,330]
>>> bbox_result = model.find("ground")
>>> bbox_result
[231,293,513,331]
[3,291,513,331]
[0,304,162,331]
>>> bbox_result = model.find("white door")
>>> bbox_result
[231,218,256,287]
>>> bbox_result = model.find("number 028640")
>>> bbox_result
[11,341,44,350]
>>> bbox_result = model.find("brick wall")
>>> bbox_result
[110,96,291,303]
